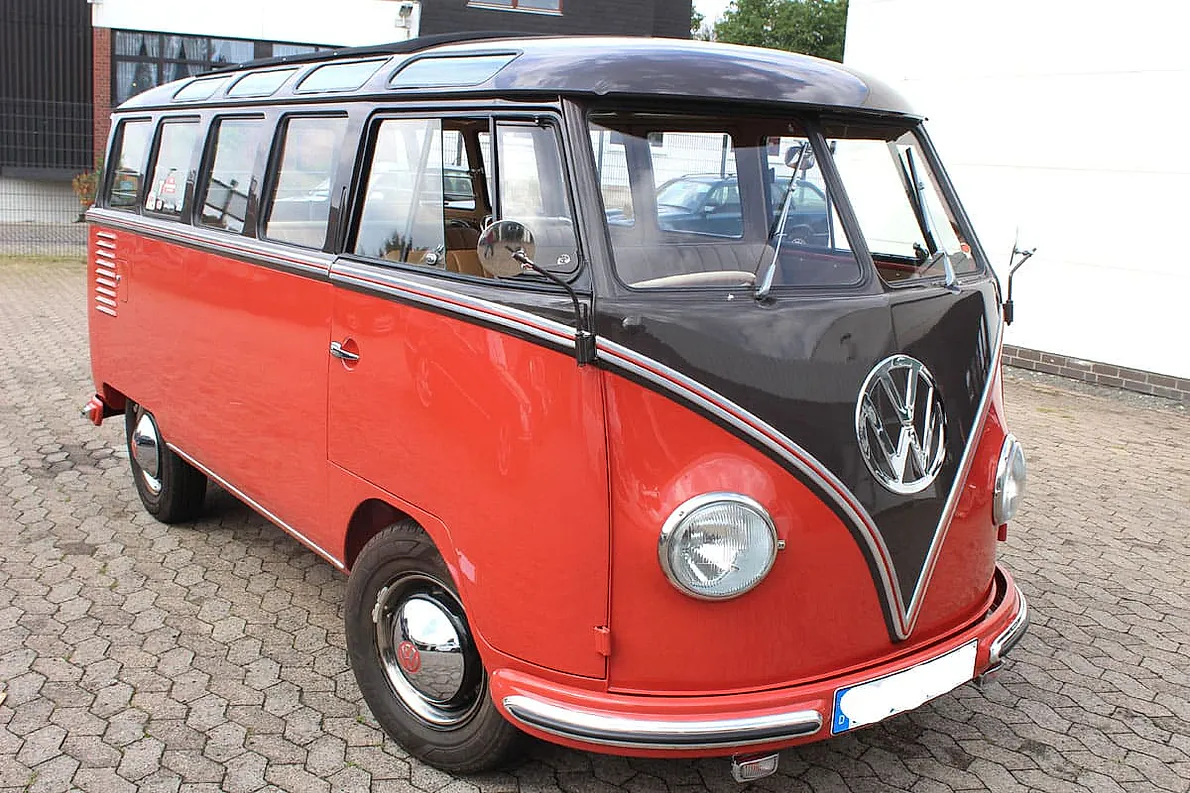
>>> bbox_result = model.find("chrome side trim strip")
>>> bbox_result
[989,585,1028,666]
[503,695,822,750]
[901,321,1004,635]
[166,443,347,572]
[332,260,577,352]
[88,209,334,279]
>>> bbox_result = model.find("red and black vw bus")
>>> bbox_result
[83,34,1029,779]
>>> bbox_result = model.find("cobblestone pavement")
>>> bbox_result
[2,259,1188,793]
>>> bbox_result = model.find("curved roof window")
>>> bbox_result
[296,58,387,93]
[389,54,517,89]
[229,68,298,98]
[173,76,230,102]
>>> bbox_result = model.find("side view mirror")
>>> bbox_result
[475,219,596,366]
[477,219,536,279]
[1003,242,1036,325]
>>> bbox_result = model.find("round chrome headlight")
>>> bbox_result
[658,493,778,600]
[993,435,1027,525]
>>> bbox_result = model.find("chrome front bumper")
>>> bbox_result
[497,578,1030,754]
[502,695,823,751]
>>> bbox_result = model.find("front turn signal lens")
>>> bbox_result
[993,434,1027,526]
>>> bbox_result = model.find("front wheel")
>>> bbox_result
[345,521,520,773]
[125,402,206,523]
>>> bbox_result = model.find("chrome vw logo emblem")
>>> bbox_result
[856,355,947,495]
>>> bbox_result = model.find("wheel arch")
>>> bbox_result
[343,498,415,571]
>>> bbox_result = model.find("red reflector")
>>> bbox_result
[997,524,1008,542]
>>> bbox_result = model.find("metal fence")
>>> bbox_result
[0,99,93,258]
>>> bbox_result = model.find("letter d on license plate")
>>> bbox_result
[831,640,978,734]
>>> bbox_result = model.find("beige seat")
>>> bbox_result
[444,224,483,277]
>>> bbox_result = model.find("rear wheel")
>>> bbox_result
[345,520,520,773]
[125,402,206,523]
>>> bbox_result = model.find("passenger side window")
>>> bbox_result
[199,117,265,234]
[353,118,446,266]
[442,129,477,212]
[144,119,200,218]
[351,116,577,278]
[263,115,348,249]
[106,120,152,210]
[495,121,578,273]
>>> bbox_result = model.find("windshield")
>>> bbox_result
[589,112,860,289]
[824,123,979,284]
[589,111,983,290]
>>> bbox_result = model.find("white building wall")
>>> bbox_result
[92,0,421,47]
[845,0,1190,379]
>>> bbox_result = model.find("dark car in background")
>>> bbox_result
[655,173,830,244]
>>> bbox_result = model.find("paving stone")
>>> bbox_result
[1,259,1188,793]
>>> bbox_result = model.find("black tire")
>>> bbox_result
[788,225,814,245]
[125,402,206,524]
[346,520,521,773]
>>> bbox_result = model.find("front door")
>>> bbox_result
[327,112,610,679]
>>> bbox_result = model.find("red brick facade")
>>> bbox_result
[93,27,112,167]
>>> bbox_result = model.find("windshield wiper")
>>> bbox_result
[755,157,805,300]
[754,184,795,299]
[898,147,959,293]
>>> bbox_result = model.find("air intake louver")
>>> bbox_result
[94,231,119,317]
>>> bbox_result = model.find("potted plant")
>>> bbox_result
[72,156,103,220]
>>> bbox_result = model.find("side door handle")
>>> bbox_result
[329,341,360,362]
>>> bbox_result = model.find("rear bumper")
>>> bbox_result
[492,565,1028,757]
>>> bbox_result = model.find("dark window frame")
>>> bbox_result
[258,111,351,251]
[466,0,563,15]
[141,116,203,222]
[103,117,154,212]
[196,114,268,236]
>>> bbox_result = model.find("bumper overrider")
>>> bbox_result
[492,566,1028,757]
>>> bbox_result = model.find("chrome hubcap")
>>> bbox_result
[131,408,162,494]
[374,573,484,729]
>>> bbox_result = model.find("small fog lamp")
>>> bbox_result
[993,435,1027,525]
[658,493,778,600]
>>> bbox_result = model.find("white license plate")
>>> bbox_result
[831,639,977,734]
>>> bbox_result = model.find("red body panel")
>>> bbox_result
[327,285,610,679]
[89,222,333,548]
[602,369,1004,694]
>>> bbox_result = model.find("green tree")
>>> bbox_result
[714,0,849,61]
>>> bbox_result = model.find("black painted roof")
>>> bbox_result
[119,35,916,116]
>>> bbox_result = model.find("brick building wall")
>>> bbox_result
[419,0,692,38]
[1004,345,1190,404]
[93,27,112,168]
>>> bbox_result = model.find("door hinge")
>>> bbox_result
[594,626,611,657]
